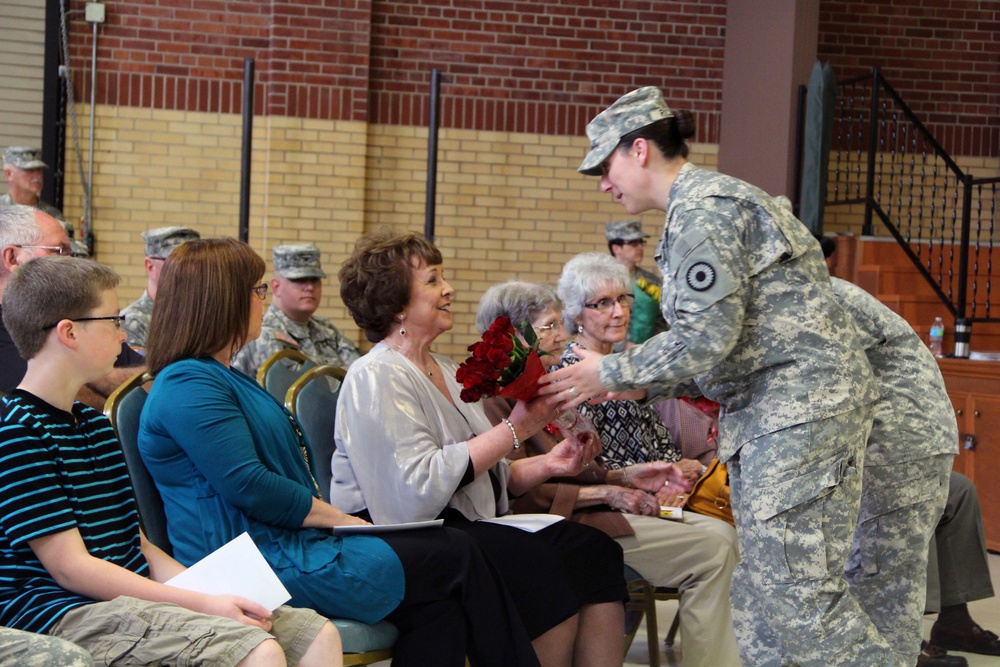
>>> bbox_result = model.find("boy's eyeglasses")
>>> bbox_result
[252,283,269,300]
[42,315,127,330]
[584,294,635,313]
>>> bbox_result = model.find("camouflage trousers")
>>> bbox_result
[728,404,897,666]
[845,455,952,666]
[0,627,92,667]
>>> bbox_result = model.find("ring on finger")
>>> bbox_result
[569,386,577,395]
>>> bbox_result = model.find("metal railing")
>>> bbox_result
[824,67,998,352]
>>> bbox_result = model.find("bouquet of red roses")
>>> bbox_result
[456,317,545,404]
[456,317,600,448]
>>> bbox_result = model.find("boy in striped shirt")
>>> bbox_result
[0,255,340,666]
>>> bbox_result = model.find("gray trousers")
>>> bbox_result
[845,454,952,666]
[925,471,996,612]
[728,404,895,667]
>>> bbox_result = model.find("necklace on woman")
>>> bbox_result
[387,338,435,377]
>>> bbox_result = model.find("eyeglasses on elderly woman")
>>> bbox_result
[584,293,635,313]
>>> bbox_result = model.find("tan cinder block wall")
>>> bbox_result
[61,105,719,361]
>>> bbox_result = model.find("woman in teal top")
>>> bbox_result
[138,237,540,667]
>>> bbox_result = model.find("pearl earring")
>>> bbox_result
[577,324,583,334]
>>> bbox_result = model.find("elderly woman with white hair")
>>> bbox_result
[477,277,741,667]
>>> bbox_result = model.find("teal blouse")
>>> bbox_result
[138,357,404,623]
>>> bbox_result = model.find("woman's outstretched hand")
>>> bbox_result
[537,346,609,410]
[545,433,601,478]
[619,461,686,492]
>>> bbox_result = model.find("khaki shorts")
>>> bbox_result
[49,596,327,666]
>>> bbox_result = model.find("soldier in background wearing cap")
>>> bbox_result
[233,243,360,378]
[1,147,62,220]
[605,220,667,346]
[541,86,897,666]
[0,146,89,258]
[120,226,201,348]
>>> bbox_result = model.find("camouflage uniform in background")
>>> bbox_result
[120,226,200,348]
[120,291,153,349]
[598,162,894,666]
[232,304,360,378]
[0,193,62,221]
[832,277,956,665]
[0,626,92,666]
[605,220,668,345]
[232,243,361,379]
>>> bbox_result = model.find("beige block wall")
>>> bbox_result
[62,105,718,361]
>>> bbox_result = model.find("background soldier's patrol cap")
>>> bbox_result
[273,243,327,280]
[578,86,674,176]
[3,146,48,170]
[142,226,200,259]
[605,220,649,242]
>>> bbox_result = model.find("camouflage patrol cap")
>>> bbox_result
[604,220,649,242]
[578,87,674,176]
[3,147,48,170]
[141,226,200,259]
[273,243,327,280]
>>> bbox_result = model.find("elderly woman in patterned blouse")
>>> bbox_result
[477,275,742,667]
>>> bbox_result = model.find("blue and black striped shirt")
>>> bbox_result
[0,390,148,632]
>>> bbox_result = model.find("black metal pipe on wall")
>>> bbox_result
[239,58,254,243]
[424,68,441,242]
[42,0,66,211]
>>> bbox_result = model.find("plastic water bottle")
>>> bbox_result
[929,317,945,357]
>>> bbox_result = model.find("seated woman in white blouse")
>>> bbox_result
[332,228,628,667]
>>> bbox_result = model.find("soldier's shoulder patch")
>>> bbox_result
[686,262,716,291]
[673,238,739,313]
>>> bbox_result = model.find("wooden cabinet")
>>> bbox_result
[938,358,1000,552]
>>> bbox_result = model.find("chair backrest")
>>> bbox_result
[285,364,346,502]
[258,348,316,402]
[104,371,172,555]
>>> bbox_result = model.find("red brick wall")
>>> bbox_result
[67,0,726,141]
[69,0,373,120]
[67,0,995,152]
[366,0,726,139]
[817,0,999,157]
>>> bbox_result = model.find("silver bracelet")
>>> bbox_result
[500,418,520,450]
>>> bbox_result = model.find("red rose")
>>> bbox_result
[460,388,482,403]
[493,333,514,354]
[486,345,512,367]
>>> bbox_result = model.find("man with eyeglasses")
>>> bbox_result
[605,220,667,346]
[0,205,144,407]
[120,226,201,348]
[233,243,360,378]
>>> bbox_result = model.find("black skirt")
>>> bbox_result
[442,511,627,639]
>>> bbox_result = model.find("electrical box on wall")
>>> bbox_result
[85,3,105,23]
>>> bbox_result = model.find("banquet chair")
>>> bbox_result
[105,370,171,554]
[623,564,681,667]
[284,363,346,502]
[105,370,397,665]
[256,348,316,402]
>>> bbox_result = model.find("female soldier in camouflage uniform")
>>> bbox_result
[541,86,894,666]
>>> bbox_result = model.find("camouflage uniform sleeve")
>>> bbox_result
[600,206,748,393]
[232,331,283,378]
[334,331,362,368]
